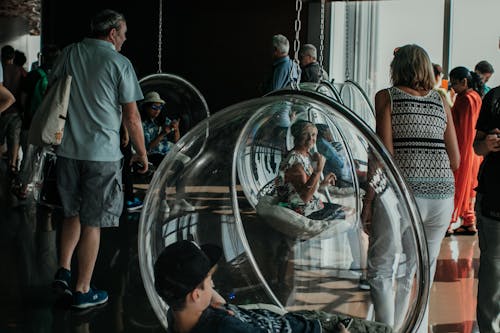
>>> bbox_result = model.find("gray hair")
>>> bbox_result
[298,44,317,61]
[272,34,290,55]
[90,9,125,37]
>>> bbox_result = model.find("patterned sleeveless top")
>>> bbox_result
[388,87,455,199]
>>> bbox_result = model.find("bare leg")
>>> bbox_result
[59,216,81,270]
[75,225,100,293]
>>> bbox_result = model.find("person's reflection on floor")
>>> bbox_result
[12,203,59,332]
[433,236,477,333]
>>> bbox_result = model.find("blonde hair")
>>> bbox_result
[390,44,435,91]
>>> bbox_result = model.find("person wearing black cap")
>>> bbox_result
[154,240,393,333]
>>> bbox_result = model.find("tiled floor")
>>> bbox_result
[430,235,480,333]
[0,162,481,333]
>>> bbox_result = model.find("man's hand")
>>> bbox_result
[485,129,500,153]
[336,323,350,333]
[130,153,149,174]
[121,128,129,147]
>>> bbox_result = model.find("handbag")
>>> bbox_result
[27,74,72,146]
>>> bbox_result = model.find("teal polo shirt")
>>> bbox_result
[51,38,143,161]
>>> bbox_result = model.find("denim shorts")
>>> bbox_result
[56,156,123,227]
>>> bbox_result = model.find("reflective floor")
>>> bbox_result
[0,161,479,333]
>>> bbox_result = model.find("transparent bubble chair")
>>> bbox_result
[138,89,430,333]
[139,73,210,135]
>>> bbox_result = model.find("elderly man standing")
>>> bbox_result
[51,9,148,309]
[263,34,300,93]
[298,44,328,83]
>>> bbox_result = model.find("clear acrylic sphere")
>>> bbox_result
[139,73,210,135]
[138,90,429,333]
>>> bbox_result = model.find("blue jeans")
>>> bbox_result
[475,194,500,333]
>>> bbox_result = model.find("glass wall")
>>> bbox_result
[451,0,500,90]
[330,0,500,103]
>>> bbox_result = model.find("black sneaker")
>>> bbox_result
[53,267,72,296]
[72,287,108,309]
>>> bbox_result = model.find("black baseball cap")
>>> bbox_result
[154,240,222,303]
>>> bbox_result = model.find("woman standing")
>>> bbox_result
[371,44,460,332]
[447,67,483,235]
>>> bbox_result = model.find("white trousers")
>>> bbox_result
[368,193,452,333]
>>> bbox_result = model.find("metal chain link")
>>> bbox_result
[318,0,326,81]
[344,0,351,80]
[291,0,303,89]
[157,0,163,73]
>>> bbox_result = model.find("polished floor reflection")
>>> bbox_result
[0,164,480,333]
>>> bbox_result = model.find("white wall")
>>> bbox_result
[1,35,40,71]
[0,16,40,71]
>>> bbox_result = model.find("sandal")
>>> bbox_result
[453,225,477,236]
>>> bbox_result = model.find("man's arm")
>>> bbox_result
[122,101,148,173]
[473,129,500,156]
[0,84,15,113]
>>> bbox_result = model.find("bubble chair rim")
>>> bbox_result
[232,89,429,333]
[274,82,375,133]
[138,72,211,118]
[137,72,211,329]
[339,79,376,117]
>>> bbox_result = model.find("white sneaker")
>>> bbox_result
[177,199,195,211]
[170,199,195,216]
[175,153,191,165]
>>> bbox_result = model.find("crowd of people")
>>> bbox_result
[1,11,498,333]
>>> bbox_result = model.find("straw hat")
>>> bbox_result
[143,91,165,104]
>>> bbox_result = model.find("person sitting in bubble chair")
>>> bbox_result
[154,240,393,333]
[274,120,345,221]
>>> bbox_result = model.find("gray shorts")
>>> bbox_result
[56,156,123,227]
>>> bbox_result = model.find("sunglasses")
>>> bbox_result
[150,104,163,111]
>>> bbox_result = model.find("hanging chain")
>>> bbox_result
[291,0,303,89]
[344,0,351,80]
[157,0,163,73]
[318,0,326,81]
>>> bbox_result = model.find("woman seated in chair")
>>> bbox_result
[275,120,345,220]
[140,91,180,167]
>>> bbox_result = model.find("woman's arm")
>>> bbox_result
[171,119,180,143]
[442,95,460,171]
[0,84,15,113]
[374,89,394,154]
[285,154,324,203]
